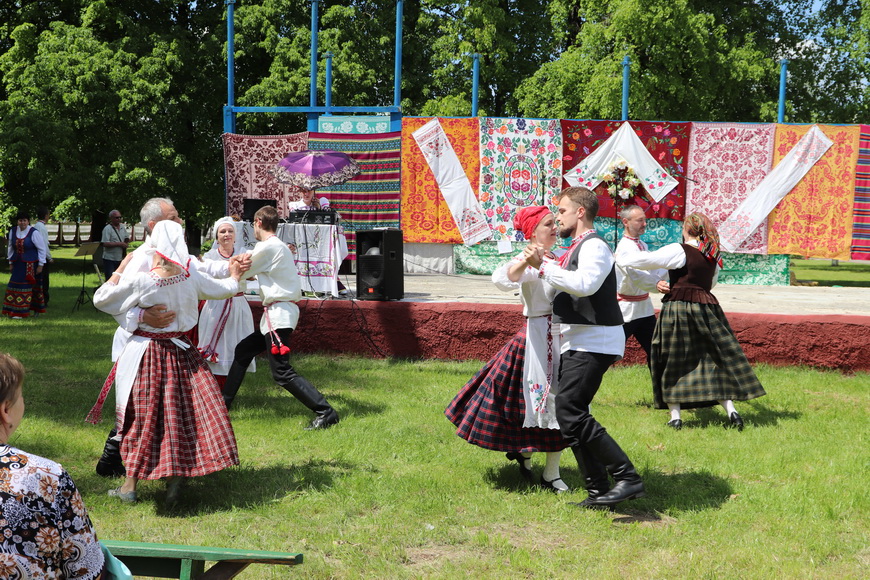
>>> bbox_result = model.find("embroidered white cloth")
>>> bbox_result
[563,122,678,202]
[719,125,833,253]
[278,223,349,296]
[412,118,491,246]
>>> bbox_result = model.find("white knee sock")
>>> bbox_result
[542,452,568,490]
[720,400,736,415]
[669,404,681,421]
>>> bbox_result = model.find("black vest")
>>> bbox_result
[552,232,624,326]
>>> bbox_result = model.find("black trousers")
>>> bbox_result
[39,262,50,305]
[623,315,656,361]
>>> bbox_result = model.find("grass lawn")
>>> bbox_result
[790,257,870,287]
[0,248,867,578]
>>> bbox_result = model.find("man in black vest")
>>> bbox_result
[526,186,645,508]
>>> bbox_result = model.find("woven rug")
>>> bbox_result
[401,117,481,244]
[719,253,790,286]
[561,120,690,220]
[851,126,870,260]
[767,124,860,260]
[592,217,683,253]
[478,118,563,241]
[307,132,402,259]
[454,242,526,275]
[222,132,308,217]
[685,123,776,254]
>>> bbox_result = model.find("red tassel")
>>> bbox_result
[271,345,280,355]
[279,345,291,355]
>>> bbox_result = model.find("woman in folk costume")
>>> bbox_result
[197,217,255,390]
[446,206,570,492]
[616,212,766,430]
[89,220,243,506]
[3,211,47,319]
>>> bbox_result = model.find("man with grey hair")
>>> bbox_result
[100,209,130,280]
[614,205,666,365]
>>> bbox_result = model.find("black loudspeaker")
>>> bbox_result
[243,198,277,222]
[356,229,404,301]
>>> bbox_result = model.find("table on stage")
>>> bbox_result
[277,223,348,297]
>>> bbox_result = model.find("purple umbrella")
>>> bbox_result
[272,149,360,190]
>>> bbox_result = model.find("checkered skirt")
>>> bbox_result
[650,300,766,409]
[445,326,568,453]
[119,337,239,480]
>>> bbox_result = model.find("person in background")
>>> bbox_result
[3,210,46,320]
[198,217,256,390]
[446,206,570,492]
[0,351,106,578]
[287,189,330,211]
[32,206,53,306]
[616,212,766,430]
[221,205,340,430]
[614,205,666,366]
[100,209,130,280]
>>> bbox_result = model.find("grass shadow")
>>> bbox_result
[605,468,733,522]
[686,404,801,429]
[232,392,386,421]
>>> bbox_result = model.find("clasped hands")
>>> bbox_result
[228,253,252,280]
[522,244,548,269]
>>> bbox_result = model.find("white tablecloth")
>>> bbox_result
[277,223,349,296]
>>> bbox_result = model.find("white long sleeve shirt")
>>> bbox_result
[614,236,666,321]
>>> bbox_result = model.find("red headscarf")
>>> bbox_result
[512,206,552,241]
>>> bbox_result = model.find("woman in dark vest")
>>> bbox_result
[3,211,47,319]
[616,212,766,430]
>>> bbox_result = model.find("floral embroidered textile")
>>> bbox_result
[851,126,870,260]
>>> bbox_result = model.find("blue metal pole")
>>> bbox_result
[308,0,320,131]
[471,53,480,117]
[391,0,404,132]
[224,0,236,134]
[621,55,631,121]
[777,59,789,123]
[325,52,333,110]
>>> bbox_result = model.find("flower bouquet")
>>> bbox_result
[596,158,646,202]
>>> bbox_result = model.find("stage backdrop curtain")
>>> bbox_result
[851,126,870,260]
[478,118,563,241]
[685,123,776,254]
[307,132,402,260]
[401,117,482,244]
[560,120,689,220]
[767,124,860,260]
[222,132,308,218]
[592,217,683,253]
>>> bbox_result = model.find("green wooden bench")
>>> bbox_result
[102,540,302,579]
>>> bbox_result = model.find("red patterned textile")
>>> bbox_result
[222,132,308,218]
[561,120,690,219]
[851,126,870,260]
[120,337,239,480]
[685,123,776,254]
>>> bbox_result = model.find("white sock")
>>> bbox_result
[542,451,562,482]
[720,400,737,415]
[669,404,681,421]
[520,452,532,471]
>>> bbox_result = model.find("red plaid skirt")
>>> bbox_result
[445,326,568,453]
[120,337,239,480]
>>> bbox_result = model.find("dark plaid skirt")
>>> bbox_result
[445,326,568,453]
[120,338,239,480]
[650,300,766,409]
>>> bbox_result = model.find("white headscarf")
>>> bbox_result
[150,220,191,274]
[212,217,236,241]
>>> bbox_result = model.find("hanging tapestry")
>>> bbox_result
[318,116,391,134]
[765,124,859,259]
[402,118,485,244]
[307,132,402,259]
[719,253,790,286]
[592,217,683,253]
[718,125,833,253]
[685,123,776,254]
[561,120,689,220]
[222,132,308,218]
[851,126,870,260]
[478,118,563,241]
[412,119,491,246]
[454,241,525,275]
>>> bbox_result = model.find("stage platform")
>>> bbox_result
[285,274,870,372]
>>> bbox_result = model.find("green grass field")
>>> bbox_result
[0,248,867,578]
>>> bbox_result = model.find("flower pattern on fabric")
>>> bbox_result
[561,120,690,220]
[593,217,683,253]
[767,124,860,260]
[401,118,481,244]
[0,446,104,580]
[850,126,870,260]
[719,253,790,285]
[479,118,563,241]
[685,123,776,254]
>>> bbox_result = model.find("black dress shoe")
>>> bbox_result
[505,452,535,483]
[539,477,570,494]
[667,419,683,430]
[305,413,340,430]
[583,479,646,507]
[729,412,744,431]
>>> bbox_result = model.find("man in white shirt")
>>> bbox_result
[221,205,339,430]
[614,205,665,365]
[528,187,645,509]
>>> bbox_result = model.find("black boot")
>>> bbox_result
[581,432,645,507]
[283,377,339,430]
[222,361,248,409]
[95,429,126,478]
[571,445,611,508]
